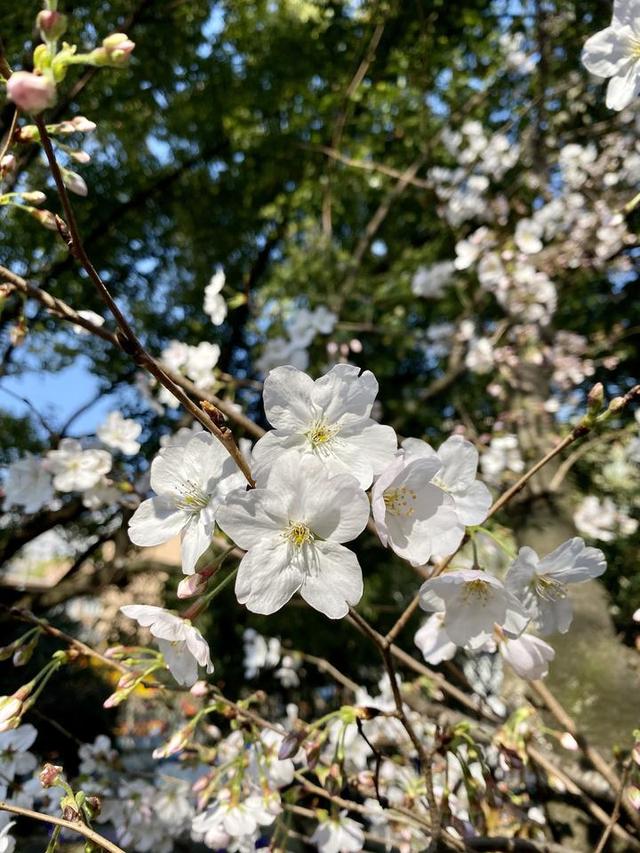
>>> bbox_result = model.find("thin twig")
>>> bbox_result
[0,801,127,853]
[33,116,255,487]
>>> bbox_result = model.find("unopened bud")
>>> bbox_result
[21,191,46,205]
[62,169,88,198]
[101,33,135,66]
[13,633,40,666]
[85,795,101,817]
[0,155,16,176]
[28,207,58,231]
[0,695,22,725]
[116,672,137,691]
[177,573,207,599]
[39,763,63,788]
[0,640,21,662]
[587,382,604,415]
[608,396,626,415]
[6,71,56,114]
[278,730,306,761]
[36,10,68,40]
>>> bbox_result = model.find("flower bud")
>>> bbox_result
[608,396,626,415]
[85,796,101,817]
[0,155,16,177]
[39,763,63,788]
[7,71,56,114]
[36,10,68,40]
[177,573,208,599]
[101,33,135,66]
[278,730,306,761]
[0,640,21,661]
[586,382,604,416]
[13,633,40,666]
[0,695,22,724]
[62,169,88,198]
[28,207,58,230]
[20,191,47,205]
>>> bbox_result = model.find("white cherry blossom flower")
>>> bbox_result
[573,495,638,541]
[204,268,227,326]
[505,538,606,634]
[414,613,457,665]
[0,725,37,781]
[46,439,112,492]
[419,569,529,649]
[184,342,221,387]
[191,790,276,848]
[256,337,309,374]
[403,435,493,535]
[128,431,244,574]
[371,454,457,566]
[411,261,455,298]
[582,0,640,110]
[515,218,544,254]
[310,811,365,853]
[97,411,142,455]
[243,628,281,678]
[465,337,495,374]
[481,434,524,484]
[217,452,369,618]
[3,454,53,513]
[120,605,213,686]
[251,364,397,489]
[499,633,555,680]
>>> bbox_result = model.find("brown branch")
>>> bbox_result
[0,264,265,440]
[0,801,127,853]
[33,116,255,487]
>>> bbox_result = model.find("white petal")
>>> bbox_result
[217,488,285,550]
[262,366,315,431]
[180,514,213,575]
[538,537,606,583]
[157,639,198,687]
[301,472,369,543]
[437,435,479,492]
[582,26,635,78]
[501,634,554,680]
[452,480,492,526]
[299,540,363,618]
[330,422,397,488]
[128,497,187,546]
[605,59,640,110]
[415,614,457,664]
[311,364,378,423]
[235,540,303,614]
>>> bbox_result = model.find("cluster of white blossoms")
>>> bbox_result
[2,410,142,514]
[255,304,337,374]
[416,537,606,679]
[119,362,611,698]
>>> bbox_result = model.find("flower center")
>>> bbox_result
[175,481,210,511]
[383,486,416,516]
[284,521,314,548]
[462,578,491,602]
[533,574,567,601]
[305,419,339,449]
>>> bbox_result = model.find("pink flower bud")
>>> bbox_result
[39,763,63,788]
[7,71,56,114]
[0,696,22,724]
[102,33,135,65]
[36,10,68,40]
[177,574,207,599]
[190,680,209,697]
[0,155,16,176]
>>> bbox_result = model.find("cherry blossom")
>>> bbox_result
[97,410,142,455]
[218,452,369,618]
[3,454,53,514]
[251,364,397,489]
[371,453,457,566]
[414,612,457,665]
[411,260,455,298]
[310,811,365,853]
[419,569,529,648]
[499,633,555,680]
[45,439,112,492]
[505,538,606,634]
[6,71,56,113]
[120,605,213,686]
[204,268,227,326]
[128,431,244,574]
